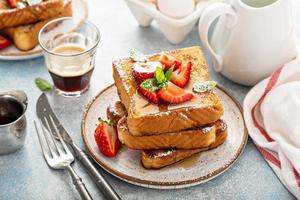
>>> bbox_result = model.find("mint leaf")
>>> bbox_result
[193,81,217,93]
[165,66,174,82]
[162,82,168,90]
[155,67,166,84]
[141,78,160,91]
[130,49,148,62]
[142,66,174,91]
[35,78,52,92]
[207,81,217,89]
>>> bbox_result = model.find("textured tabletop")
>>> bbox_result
[0,0,297,199]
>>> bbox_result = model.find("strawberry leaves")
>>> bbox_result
[98,117,116,127]
[141,66,174,92]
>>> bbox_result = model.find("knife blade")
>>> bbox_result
[36,93,121,200]
[36,93,73,143]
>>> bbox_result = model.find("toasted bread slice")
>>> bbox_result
[141,120,228,169]
[117,116,216,150]
[113,46,224,136]
[0,0,72,51]
[0,0,64,29]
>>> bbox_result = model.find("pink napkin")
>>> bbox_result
[243,56,300,198]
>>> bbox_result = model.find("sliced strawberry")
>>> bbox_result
[0,35,11,49]
[94,120,121,157]
[138,84,161,104]
[170,61,192,88]
[157,82,193,104]
[132,61,162,82]
[159,53,181,71]
[8,0,18,8]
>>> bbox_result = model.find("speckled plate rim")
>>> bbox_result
[0,0,88,60]
[81,84,248,189]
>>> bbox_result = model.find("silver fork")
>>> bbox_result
[34,118,93,200]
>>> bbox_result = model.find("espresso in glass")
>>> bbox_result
[48,44,94,94]
[39,17,100,97]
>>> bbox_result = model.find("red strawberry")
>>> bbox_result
[0,35,11,49]
[132,61,162,82]
[8,0,18,8]
[170,61,192,88]
[138,85,161,104]
[157,82,193,104]
[159,53,181,71]
[94,120,121,157]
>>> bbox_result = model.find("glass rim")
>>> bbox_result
[38,17,101,57]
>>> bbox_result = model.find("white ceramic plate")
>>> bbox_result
[0,0,88,61]
[81,84,248,189]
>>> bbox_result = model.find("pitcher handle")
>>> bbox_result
[198,2,238,72]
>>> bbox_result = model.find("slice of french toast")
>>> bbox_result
[0,0,72,51]
[141,119,228,169]
[113,46,224,136]
[107,101,127,124]
[117,116,216,150]
[0,0,65,29]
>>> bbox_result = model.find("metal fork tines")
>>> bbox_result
[34,116,93,200]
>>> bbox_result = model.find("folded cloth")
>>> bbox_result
[243,56,300,199]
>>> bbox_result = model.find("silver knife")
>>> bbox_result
[36,93,121,200]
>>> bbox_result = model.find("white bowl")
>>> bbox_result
[124,0,212,44]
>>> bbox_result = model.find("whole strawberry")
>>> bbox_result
[94,118,121,157]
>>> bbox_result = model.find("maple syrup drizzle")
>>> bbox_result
[158,103,168,112]
[142,102,152,108]
[174,153,201,169]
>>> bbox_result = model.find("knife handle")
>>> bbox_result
[67,165,93,200]
[71,143,121,200]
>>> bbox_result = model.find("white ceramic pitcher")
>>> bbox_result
[199,0,299,86]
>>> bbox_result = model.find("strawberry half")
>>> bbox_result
[132,61,162,82]
[170,61,192,88]
[159,53,181,71]
[8,0,18,8]
[94,120,121,157]
[0,35,11,49]
[138,84,161,104]
[157,82,193,104]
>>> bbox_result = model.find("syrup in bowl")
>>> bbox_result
[0,97,24,125]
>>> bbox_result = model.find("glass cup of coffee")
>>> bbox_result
[38,17,101,97]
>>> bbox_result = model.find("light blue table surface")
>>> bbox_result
[0,0,297,199]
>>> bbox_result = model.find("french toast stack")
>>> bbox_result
[0,0,72,51]
[111,46,227,169]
